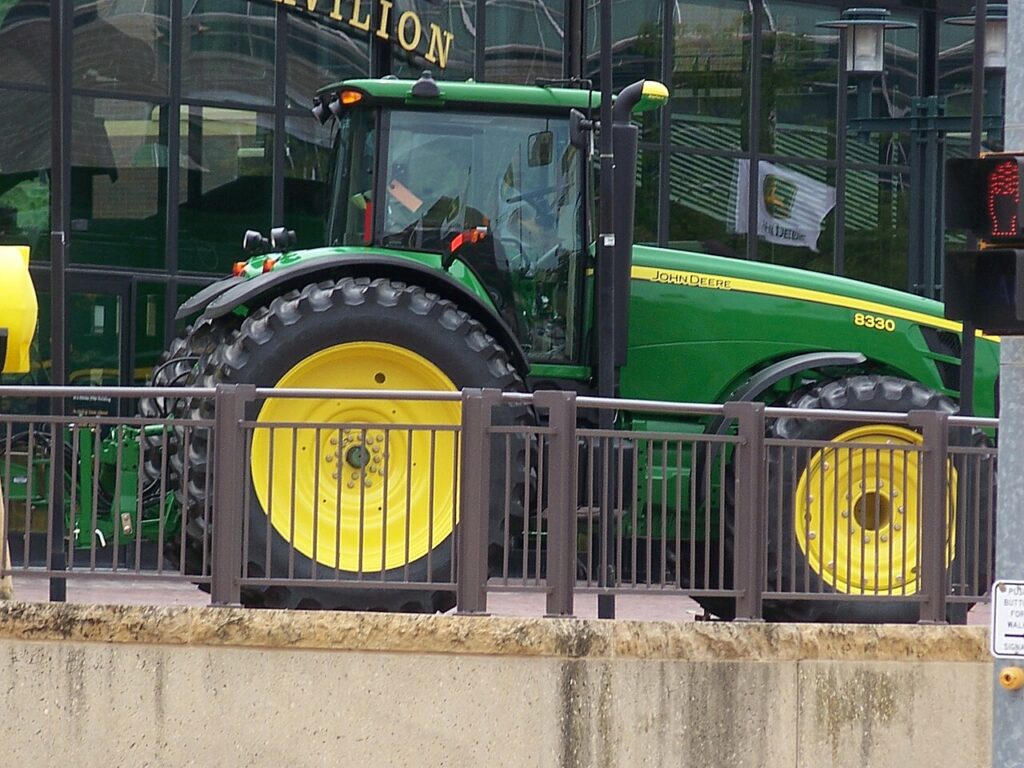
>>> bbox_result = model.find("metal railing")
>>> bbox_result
[0,384,998,622]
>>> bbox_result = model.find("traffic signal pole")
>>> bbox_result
[993,4,1024,766]
[595,0,616,620]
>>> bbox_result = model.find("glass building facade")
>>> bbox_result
[0,0,999,385]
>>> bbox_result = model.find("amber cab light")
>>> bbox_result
[340,90,363,106]
[232,261,247,276]
[262,257,277,273]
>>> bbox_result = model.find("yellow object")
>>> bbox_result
[0,245,37,374]
[999,667,1024,691]
[251,342,460,572]
[793,424,957,595]
[634,80,670,113]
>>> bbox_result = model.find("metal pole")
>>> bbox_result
[47,0,70,602]
[595,0,616,620]
[960,0,987,416]
[993,3,1024,764]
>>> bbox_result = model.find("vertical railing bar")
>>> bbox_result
[68,425,80,569]
[455,388,497,615]
[502,432,511,583]
[534,434,545,585]
[535,391,576,617]
[43,422,56,580]
[401,426,411,582]
[335,426,344,579]
[156,420,169,573]
[357,427,367,579]
[685,439,695,591]
[724,402,765,621]
[242,425,253,582]
[112,423,125,571]
[287,426,299,580]
[426,428,437,581]
[909,410,949,623]
[210,384,253,606]
[311,425,322,582]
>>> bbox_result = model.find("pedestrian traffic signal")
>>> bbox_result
[945,154,1024,334]
[947,155,1024,243]
[945,249,1024,334]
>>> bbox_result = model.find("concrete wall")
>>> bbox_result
[0,603,993,768]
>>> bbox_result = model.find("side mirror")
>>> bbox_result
[569,109,593,153]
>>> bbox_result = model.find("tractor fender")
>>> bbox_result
[714,351,868,425]
[193,253,530,376]
[175,275,243,321]
[697,351,868,504]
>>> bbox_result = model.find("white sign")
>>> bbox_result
[733,160,837,253]
[990,580,1024,658]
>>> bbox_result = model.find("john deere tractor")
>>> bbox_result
[155,74,999,620]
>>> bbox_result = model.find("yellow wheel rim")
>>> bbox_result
[793,424,957,595]
[250,342,460,572]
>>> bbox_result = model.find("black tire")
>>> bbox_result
[139,318,240,576]
[189,277,528,612]
[761,375,987,623]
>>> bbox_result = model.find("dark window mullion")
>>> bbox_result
[273,5,287,228]
[165,0,183,342]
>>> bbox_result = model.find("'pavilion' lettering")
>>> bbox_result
[272,0,457,70]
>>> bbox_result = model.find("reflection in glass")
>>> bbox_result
[759,3,839,158]
[286,12,368,109]
[135,283,166,383]
[178,106,273,274]
[390,0,474,81]
[585,0,661,91]
[476,0,560,84]
[669,0,750,150]
[0,0,50,85]
[72,0,169,97]
[843,167,909,291]
[667,151,745,258]
[183,0,275,106]
[68,292,122,387]
[0,87,50,261]
[284,115,334,250]
[69,98,166,270]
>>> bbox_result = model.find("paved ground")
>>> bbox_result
[6,573,990,624]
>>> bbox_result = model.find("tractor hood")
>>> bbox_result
[631,245,980,338]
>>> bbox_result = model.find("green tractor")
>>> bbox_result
[152,74,998,620]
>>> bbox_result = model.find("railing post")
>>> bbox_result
[210,383,254,606]
[909,409,950,624]
[534,390,578,617]
[724,401,765,621]
[456,388,500,615]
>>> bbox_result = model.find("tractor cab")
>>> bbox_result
[321,79,594,363]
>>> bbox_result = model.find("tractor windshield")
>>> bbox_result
[330,106,586,363]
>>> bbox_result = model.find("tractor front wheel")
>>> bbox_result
[763,375,985,623]
[192,277,526,612]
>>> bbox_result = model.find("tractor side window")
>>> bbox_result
[327,108,375,246]
[380,110,585,363]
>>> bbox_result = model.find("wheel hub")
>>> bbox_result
[251,341,461,572]
[793,424,957,595]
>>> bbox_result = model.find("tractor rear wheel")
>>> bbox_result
[190,277,527,612]
[762,375,987,623]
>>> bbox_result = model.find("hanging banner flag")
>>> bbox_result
[733,159,836,252]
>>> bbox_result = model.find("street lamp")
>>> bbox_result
[818,9,915,123]
[946,4,1007,134]
[818,8,915,76]
[946,4,1008,71]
